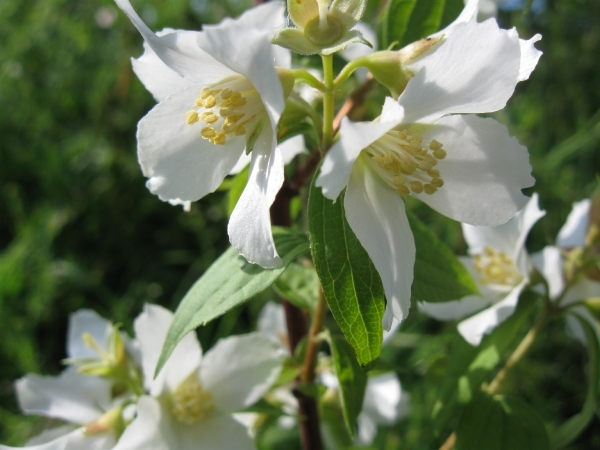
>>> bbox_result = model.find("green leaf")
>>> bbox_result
[155,227,309,376]
[407,210,478,302]
[456,393,550,450]
[432,294,537,433]
[380,0,464,51]
[308,176,385,368]
[550,314,599,449]
[274,262,319,312]
[327,330,368,439]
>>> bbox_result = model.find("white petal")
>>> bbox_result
[0,428,115,450]
[557,199,591,249]
[211,2,290,69]
[566,308,600,346]
[115,0,231,81]
[228,131,283,268]
[176,413,256,450]
[457,280,527,345]
[112,396,176,450]
[200,333,284,412]
[561,277,600,307]
[356,413,378,445]
[228,152,252,176]
[382,318,400,344]
[419,295,490,321]
[137,83,244,202]
[462,193,545,258]
[512,31,543,82]
[257,302,287,347]
[67,309,111,359]
[401,19,521,123]
[530,246,565,300]
[362,373,403,424]
[131,33,190,102]
[414,115,534,226]
[344,158,415,325]
[25,425,77,446]
[197,26,284,130]
[134,304,202,395]
[317,98,404,200]
[279,134,307,165]
[16,367,110,424]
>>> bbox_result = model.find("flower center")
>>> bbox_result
[185,75,265,146]
[473,246,523,287]
[364,129,446,197]
[171,377,215,424]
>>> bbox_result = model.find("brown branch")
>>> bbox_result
[270,187,323,450]
[333,75,374,134]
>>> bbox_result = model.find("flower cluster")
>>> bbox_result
[1,305,284,450]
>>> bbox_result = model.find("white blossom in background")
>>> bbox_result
[112,304,285,450]
[531,199,600,343]
[0,310,133,450]
[420,194,545,345]
[256,302,408,443]
[317,0,542,330]
[115,0,292,268]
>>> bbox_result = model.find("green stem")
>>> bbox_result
[289,69,326,91]
[333,56,366,89]
[321,54,335,153]
[301,288,327,384]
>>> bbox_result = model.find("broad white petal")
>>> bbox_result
[561,277,600,307]
[279,134,307,164]
[1,427,114,450]
[566,308,600,346]
[176,413,255,450]
[420,295,489,321]
[16,367,110,424]
[197,26,284,130]
[462,193,544,258]
[25,425,77,446]
[382,318,400,344]
[134,304,202,395]
[67,309,111,359]
[401,19,521,123]
[356,413,378,445]
[257,302,287,347]
[414,115,534,226]
[228,130,283,268]
[228,152,252,176]
[200,333,284,412]
[138,83,244,202]
[344,158,415,326]
[112,396,176,450]
[115,0,231,81]
[317,98,404,200]
[509,31,543,82]
[530,246,565,300]
[131,33,190,102]
[458,280,527,345]
[212,2,290,69]
[557,199,591,249]
[362,373,403,424]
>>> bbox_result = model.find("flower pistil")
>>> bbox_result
[473,246,523,287]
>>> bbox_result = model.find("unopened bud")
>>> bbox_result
[84,406,125,437]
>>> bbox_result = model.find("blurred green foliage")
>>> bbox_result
[0,0,599,447]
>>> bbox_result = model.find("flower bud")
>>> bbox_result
[84,405,126,437]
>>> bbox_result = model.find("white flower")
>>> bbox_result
[112,304,285,450]
[115,0,291,268]
[420,194,545,345]
[316,0,542,329]
[531,199,600,343]
[256,302,407,443]
[0,310,128,450]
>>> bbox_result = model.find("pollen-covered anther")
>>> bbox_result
[366,129,447,197]
[183,75,265,146]
[171,377,215,424]
[473,246,523,286]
